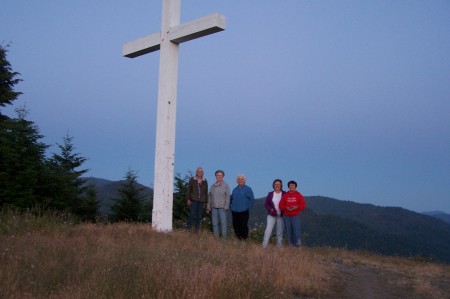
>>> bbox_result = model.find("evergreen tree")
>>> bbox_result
[47,135,88,212]
[111,169,146,222]
[0,44,22,112]
[0,106,49,208]
[0,45,40,209]
[0,45,52,210]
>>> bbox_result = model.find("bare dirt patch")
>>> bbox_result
[323,257,450,299]
[331,263,416,298]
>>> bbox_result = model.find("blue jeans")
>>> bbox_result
[211,208,227,238]
[283,214,301,247]
[262,215,284,247]
[187,200,204,231]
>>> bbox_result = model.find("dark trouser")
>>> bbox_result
[187,200,204,231]
[231,210,249,240]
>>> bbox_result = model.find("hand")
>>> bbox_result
[187,199,192,206]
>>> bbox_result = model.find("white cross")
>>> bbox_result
[122,0,225,232]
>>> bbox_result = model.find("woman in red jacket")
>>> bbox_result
[279,180,306,247]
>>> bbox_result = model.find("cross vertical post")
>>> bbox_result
[151,0,180,232]
[122,0,225,232]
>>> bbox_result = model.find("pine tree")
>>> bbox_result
[47,135,89,212]
[111,169,146,222]
[0,45,52,210]
[0,106,49,208]
[0,45,41,209]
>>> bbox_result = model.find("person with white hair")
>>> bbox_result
[230,174,254,240]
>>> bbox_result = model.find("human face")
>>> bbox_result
[196,168,204,178]
[288,183,297,192]
[273,181,282,192]
[215,172,224,183]
[237,176,245,186]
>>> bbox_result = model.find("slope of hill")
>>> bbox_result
[305,196,450,237]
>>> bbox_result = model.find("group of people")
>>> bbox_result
[185,167,306,247]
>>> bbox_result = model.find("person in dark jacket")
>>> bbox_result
[186,167,208,231]
[262,179,286,247]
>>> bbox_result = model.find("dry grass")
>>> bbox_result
[1,212,449,299]
[1,212,332,298]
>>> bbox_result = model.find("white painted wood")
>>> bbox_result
[151,0,180,232]
[122,0,225,232]
[123,13,226,58]
[123,33,161,58]
[170,13,225,44]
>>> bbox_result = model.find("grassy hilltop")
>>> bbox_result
[1,211,450,298]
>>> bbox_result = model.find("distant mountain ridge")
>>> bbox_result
[422,211,450,224]
[85,177,450,263]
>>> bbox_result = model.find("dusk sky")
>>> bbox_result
[2,1,449,213]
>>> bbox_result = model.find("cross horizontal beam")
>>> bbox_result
[123,13,225,58]
[123,32,161,58]
[170,13,225,44]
